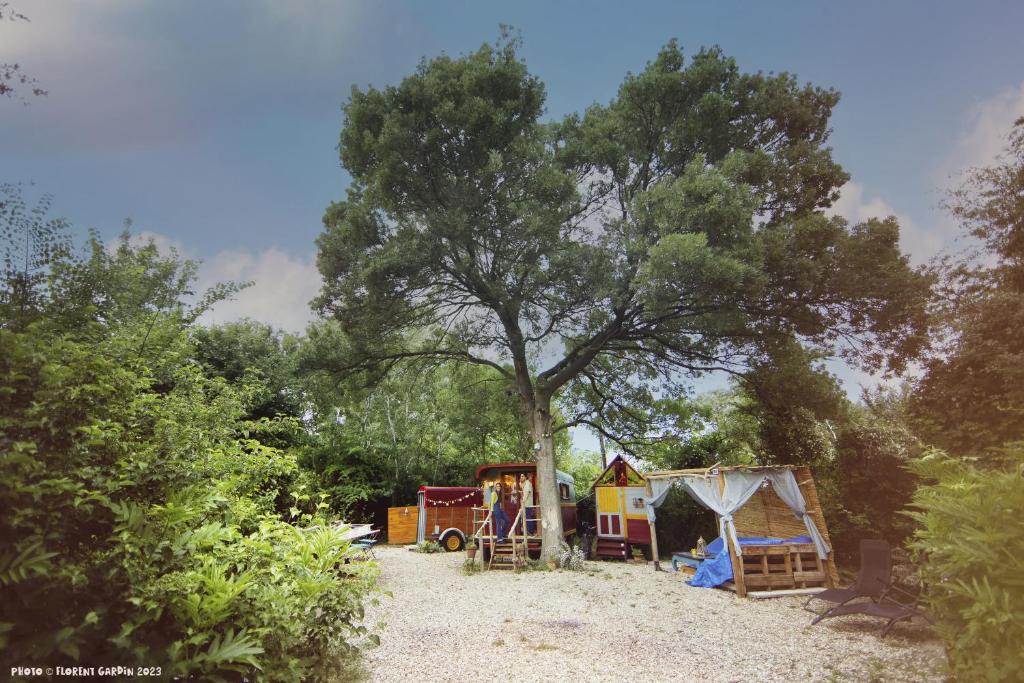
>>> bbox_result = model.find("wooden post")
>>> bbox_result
[645,479,662,571]
[725,519,747,597]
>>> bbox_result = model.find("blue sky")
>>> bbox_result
[3,1,1024,447]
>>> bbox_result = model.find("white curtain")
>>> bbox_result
[766,470,831,559]
[684,472,765,556]
[645,472,764,556]
[643,478,678,523]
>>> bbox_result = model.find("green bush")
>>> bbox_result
[413,541,443,554]
[906,448,1024,682]
[819,404,920,565]
[0,234,379,681]
[0,321,378,681]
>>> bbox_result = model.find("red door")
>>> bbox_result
[599,512,622,537]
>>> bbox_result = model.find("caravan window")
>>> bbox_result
[558,483,571,501]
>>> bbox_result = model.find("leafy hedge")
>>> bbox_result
[907,448,1024,682]
[0,234,378,681]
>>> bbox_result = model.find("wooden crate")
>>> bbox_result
[677,564,697,579]
[387,506,418,545]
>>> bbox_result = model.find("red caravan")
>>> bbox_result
[414,462,577,555]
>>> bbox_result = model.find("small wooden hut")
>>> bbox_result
[593,455,653,560]
[644,465,840,598]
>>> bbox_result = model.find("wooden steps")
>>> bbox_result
[595,537,628,560]
[487,540,526,570]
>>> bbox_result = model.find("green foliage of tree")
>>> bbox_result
[737,338,848,466]
[814,388,920,564]
[0,3,47,101]
[301,325,541,517]
[192,320,306,451]
[912,118,1024,456]
[636,392,758,470]
[48,230,242,336]
[906,447,1024,682]
[314,34,929,558]
[896,118,1024,682]
[0,183,70,329]
[0,228,377,680]
[557,449,603,501]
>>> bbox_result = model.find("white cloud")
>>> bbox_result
[114,231,322,332]
[196,247,322,333]
[827,181,940,264]
[828,181,898,225]
[941,80,1024,181]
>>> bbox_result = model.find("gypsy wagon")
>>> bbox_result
[644,465,839,597]
[592,455,653,560]
[385,462,576,560]
[472,462,576,567]
[417,486,483,550]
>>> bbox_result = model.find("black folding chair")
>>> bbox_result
[813,580,930,637]
[805,539,891,616]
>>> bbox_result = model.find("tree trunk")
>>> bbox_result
[529,399,563,561]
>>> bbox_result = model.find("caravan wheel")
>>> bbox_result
[440,530,465,552]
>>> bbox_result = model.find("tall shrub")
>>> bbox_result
[0,233,378,681]
[906,448,1024,682]
[821,394,920,565]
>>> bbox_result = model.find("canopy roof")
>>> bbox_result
[474,462,575,483]
[645,464,797,480]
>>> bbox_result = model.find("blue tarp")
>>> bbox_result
[687,536,812,588]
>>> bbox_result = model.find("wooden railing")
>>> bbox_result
[471,504,542,570]
[471,507,493,569]
[509,507,524,569]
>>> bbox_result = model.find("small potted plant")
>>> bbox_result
[465,535,478,560]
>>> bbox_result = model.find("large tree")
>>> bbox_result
[315,36,929,558]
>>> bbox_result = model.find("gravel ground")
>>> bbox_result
[361,546,945,683]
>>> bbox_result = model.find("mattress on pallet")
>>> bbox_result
[688,535,812,588]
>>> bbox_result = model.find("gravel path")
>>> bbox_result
[362,546,945,682]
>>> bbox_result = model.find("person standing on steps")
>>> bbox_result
[520,473,536,535]
[490,482,509,542]
[505,475,516,532]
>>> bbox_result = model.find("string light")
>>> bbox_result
[425,490,480,507]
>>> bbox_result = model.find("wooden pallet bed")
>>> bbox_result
[722,542,830,593]
[721,466,838,596]
[646,465,840,597]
